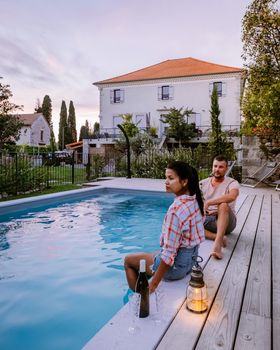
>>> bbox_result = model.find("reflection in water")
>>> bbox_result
[0,191,172,350]
[0,224,10,251]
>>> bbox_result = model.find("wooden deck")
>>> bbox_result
[156,186,280,350]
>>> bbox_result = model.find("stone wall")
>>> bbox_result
[241,136,263,177]
[241,135,280,180]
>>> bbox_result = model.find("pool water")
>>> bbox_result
[0,190,173,350]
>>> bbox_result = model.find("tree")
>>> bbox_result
[160,107,196,146]
[68,100,77,143]
[208,86,234,159]
[41,95,56,151]
[121,113,139,137]
[114,114,139,156]
[34,98,42,113]
[58,100,68,150]
[79,126,87,141]
[93,122,100,136]
[41,95,52,124]
[0,79,23,149]
[79,120,90,141]
[241,0,280,132]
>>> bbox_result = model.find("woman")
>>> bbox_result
[124,161,205,294]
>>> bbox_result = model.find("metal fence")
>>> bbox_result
[0,152,87,196]
[0,144,246,197]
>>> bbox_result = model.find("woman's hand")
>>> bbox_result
[149,259,169,294]
[149,279,158,294]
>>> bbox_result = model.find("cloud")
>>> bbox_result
[0,36,60,84]
[1,0,251,140]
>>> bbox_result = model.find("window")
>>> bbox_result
[158,85,174,100]
[162,86,169,100]
[110,89,124,103]
[40,130,44,141]
[213,82,222,96]
[113,115,123,128]
[135,115,146,128]
[114,89,121,103]
[187,113,201,128]
[209,82,226,97]
[187,113,196,124]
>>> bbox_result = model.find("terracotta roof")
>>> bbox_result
[94,57,242,85]
[17,113,43,126]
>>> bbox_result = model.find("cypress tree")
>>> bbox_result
[41,95,56,151]
[58,100,68,150]
[208,86,233,159]
[68,100,77,143]
[41,95,52,124]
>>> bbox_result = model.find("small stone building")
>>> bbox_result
[17,113,51,146]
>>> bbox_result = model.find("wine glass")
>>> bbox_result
[128,293,141,334]
[152,284,166,325]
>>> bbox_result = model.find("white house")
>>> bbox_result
[93,57,244,139]
[17,113,51,146]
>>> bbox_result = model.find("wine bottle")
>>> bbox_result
[135,259,149,318]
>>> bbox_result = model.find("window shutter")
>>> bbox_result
[158,87,162,100]
[120,89,125,103]
[209,83,213,96]
[222,82,227,96]
[169,86,174,100]
[110,90,114,103]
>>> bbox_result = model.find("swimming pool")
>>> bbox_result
[0,189,173,350]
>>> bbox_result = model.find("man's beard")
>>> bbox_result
[213,172,224,179]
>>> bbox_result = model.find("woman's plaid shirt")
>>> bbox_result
[160,194,205,266]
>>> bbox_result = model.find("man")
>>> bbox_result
[200,155,239,259]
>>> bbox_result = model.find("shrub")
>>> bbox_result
[0,155,48,195]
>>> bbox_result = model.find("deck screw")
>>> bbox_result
[243,334,252,341]
[216,339,224,347]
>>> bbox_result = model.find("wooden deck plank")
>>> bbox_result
[236,192,247,210]
[272,193,280,350]
[195,195,263,350]
[156,194,255,350]
[234,194,272,349]
[234,313,271,350]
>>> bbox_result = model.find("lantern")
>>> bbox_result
[186,256,208,313]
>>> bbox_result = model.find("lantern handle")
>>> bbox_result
[192,255,203,265]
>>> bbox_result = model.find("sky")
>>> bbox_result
[1,0,252,139]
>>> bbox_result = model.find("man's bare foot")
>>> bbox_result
[211,251,223,259]
[222,236,227,248]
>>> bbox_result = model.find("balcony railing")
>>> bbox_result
[85,124,241,141]
[194,125,240,138]
[85,127,149,140]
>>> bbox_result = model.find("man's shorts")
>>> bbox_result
[151,245,199,281]
[204,207,237,235]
